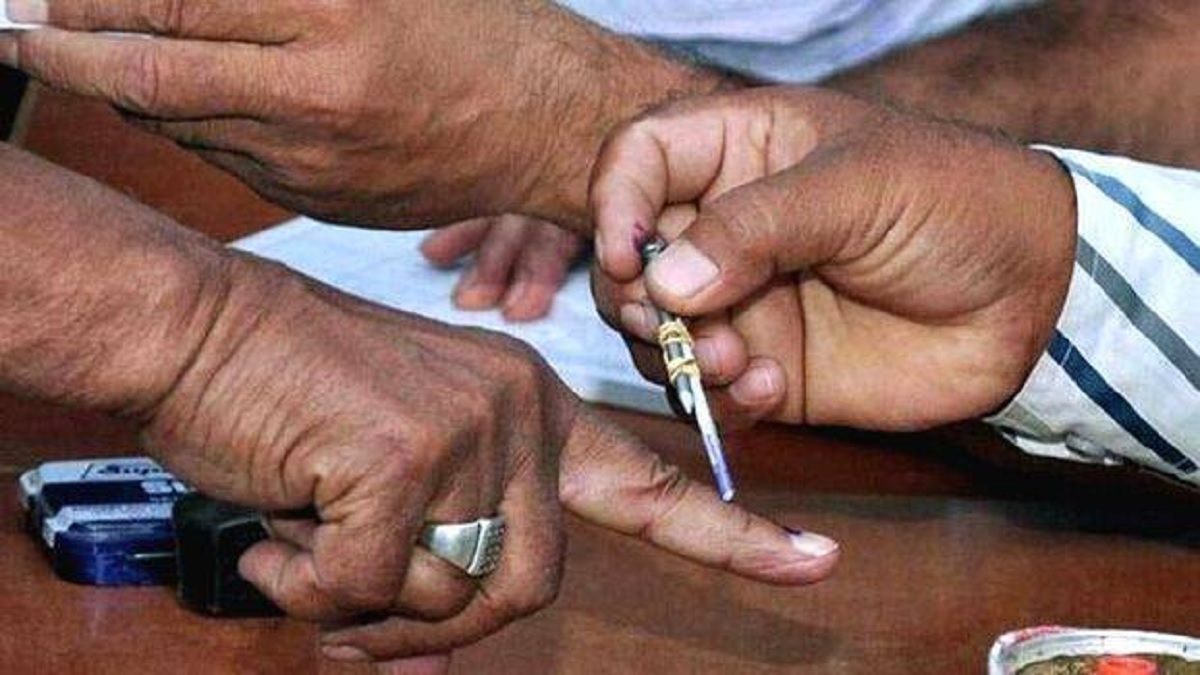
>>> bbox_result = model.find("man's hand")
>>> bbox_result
[0,0,725,231]
[150,260,838,663]
[0,145,837,667]
[590,88,1078,431]
[421,215,587,323]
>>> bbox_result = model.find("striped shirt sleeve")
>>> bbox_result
[985,147,1200,487]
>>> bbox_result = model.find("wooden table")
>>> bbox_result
[1,90,1197,674]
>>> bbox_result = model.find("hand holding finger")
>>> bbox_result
[319,453,565,661]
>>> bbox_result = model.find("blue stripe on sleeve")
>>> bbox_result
[1075,237,1200,390]
[1058,157,1200,275]
[1048,330,1197,473]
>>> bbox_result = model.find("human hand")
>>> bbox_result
[421,215,587,323]
[0,143,835,670]
[0,0,724,231]
[143,255,839,665]
[590,87,1077,431]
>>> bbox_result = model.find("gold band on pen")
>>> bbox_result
[657,319,701,383]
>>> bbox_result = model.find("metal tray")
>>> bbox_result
[989,626,1200,674]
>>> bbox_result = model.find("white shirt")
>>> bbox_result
[558,0,1040,83]
[989,148,1200,487]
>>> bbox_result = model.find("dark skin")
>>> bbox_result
[0,144,839,671]
[589,88,1078,431]
[1,0,1198,668]
[0,0,729,331]
[0,0,729,233]
[3,0,1197,328]
[829,0,1200,169]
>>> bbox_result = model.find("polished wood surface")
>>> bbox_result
[1,89,1196,674]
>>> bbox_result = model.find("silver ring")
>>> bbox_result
[419,516,506,578]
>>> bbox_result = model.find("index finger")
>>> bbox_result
[559,408,839,585]
[7,29,276,118]
[11,0,306,43]
[589,102,734,283]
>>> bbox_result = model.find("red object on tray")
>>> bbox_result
[1096,656,1158,675]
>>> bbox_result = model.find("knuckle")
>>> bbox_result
[490,332,546,372]
[411,585,475,622]
[313,576,383,614]
[527,577,562,612]
[487,579,560,621]
[618,114,657,143]
[140,0,187,35]
[458,385,499,442]
[292,81,340,126]
[500,344,548,395]
[370,423,440,483]
[297,76,374,135]
[703,198,771,264]
[269,145,343,194]
[639,458,692,539]
[474,245,515,279]
[115,47,169,112]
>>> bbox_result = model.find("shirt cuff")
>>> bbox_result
[984,146,1200,485]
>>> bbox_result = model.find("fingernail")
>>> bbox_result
[620,303,654,339]
[729,363,782,404]
[631,221,650,248]
[321,645,371,663]
[647,240,719,299]
[8,0,48,23]
[456,265,480,290]
[787,529,839,558]
[503,280,529,311]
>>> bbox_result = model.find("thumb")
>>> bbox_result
[559,407,839,586]
[645,165,865,317]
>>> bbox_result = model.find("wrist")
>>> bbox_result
[0,145,243,421]
[1004,148,1078,402]
[506,9,736,232]
[140,252,303,427]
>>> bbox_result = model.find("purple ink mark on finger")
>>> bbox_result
[631,221,651,249]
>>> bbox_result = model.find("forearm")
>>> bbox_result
[506,2,735,232]
[828,0,1200,168]
[0,144,244,419]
